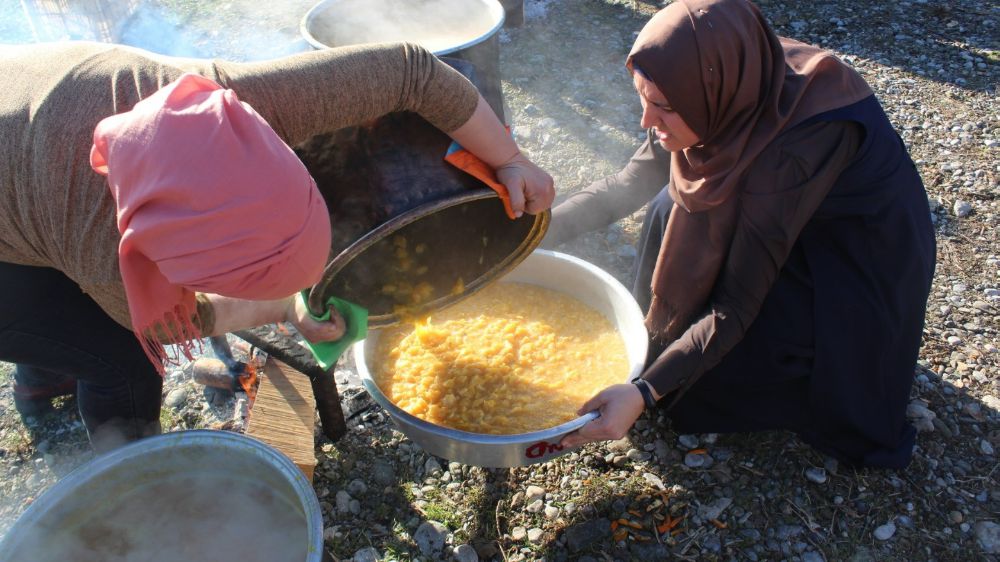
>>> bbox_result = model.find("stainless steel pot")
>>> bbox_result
[0,431,324,562]
[353,250,649,467]
[301,0,507,120]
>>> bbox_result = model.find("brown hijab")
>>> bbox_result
[627,0,872,342]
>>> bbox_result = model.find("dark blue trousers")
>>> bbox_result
[0,262,161,452]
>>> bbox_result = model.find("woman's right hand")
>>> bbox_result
[559,383,646,448]
[496,153,555,217]
[285,295,345,343]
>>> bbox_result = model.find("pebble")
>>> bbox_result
[454,544,479,562]
[527,528,544,543]
[347,478,367,496]
[413,521,448,555]
[678,434,700,449]
[424,457,443,477]
[684,452,710,468]
[353,546,381,562]
[164,388,188,408]
[335,490,352,513]
[805,467,828,484]
[372,461,396,486]
[544,505,560,519]
[526,499,544,513]
[697,497,733,521]
[874,522,897,541]
[512,526,527,541]
[626,448,651,462]
[975,521,1000,554]
[980,439,995,456]
[953,200,973,217]
[525,485,545,501]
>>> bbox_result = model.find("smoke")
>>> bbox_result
[306,0,500,54]
[1,468,309,561]
[15,0,316,61]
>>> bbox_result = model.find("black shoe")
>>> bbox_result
[12,368,77,418]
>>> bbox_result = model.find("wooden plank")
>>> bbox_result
[246,357,316,482]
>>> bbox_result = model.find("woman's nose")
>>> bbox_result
[639,105,656,130]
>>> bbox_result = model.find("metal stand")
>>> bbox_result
[211,327,348,442]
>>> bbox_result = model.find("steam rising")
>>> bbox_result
[2,473,307,561]
[15,0,316,61]
[306,0,500,54]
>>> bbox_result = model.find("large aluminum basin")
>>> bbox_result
[301,0,507,120]
[354,250,649,467]
[0,431,324,562]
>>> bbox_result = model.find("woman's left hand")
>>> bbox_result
[495,153,555,217]
[559,383,645,448]
[284,295,345,343]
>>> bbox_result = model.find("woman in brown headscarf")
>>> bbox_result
[552,0,935,468]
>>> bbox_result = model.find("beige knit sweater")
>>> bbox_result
[0,41,479,329]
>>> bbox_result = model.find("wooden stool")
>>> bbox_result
[245,356,318,481]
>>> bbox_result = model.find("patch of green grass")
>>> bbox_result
[421,489,463,530]
[159,406,180,430]
[0,361,13,385]
[0,426,33,458]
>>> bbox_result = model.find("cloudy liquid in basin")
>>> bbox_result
[308,0,499,53]
[13,473,308,562]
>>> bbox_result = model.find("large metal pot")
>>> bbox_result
[301,0,507,120]
[0,431,324,562]
[294,55,548,328]
[354,250,649,467]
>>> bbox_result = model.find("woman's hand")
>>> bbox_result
[496,153,555,217]
[284,295,345,343]
[448,97,555,216]
[560,383,645,448]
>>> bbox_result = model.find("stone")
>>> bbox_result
[975,521,1000,553]
[353,546,381,562]
[424,457,443,477]
[347,478,367,496]
[678,434,700,449]
[981,439,995,456]
[335,490,352,513]
[527,528,544,543]
[642,472,665,490]
[511,526,527,541]
[525,485,545,501]
[564,518,612,552]
[414,521,449,555]
[164,388,188,409]
[544,505,560,519]
[454,544,479,562]
[697,497,733,521]
[874,522,896,541]
[526,499,544,513]
[805,467,828,484]
[372,460,396,486]
[626,449,651,462]
[954,200,973,217]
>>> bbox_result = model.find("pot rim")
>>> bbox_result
[300,0,506,55]
[307,190,550,327]
[352,249,650,445]
[0,430,324,560]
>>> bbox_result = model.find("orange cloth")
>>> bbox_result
[444,137,515,220]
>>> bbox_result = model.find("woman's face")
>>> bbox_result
[633,71,700,152]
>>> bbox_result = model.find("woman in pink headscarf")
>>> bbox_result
[0,41,553,451]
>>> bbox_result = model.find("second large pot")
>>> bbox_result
[301,0,506,121]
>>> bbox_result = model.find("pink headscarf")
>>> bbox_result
[90,73,331,373]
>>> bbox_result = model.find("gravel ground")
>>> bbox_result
[1,0,998,560]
